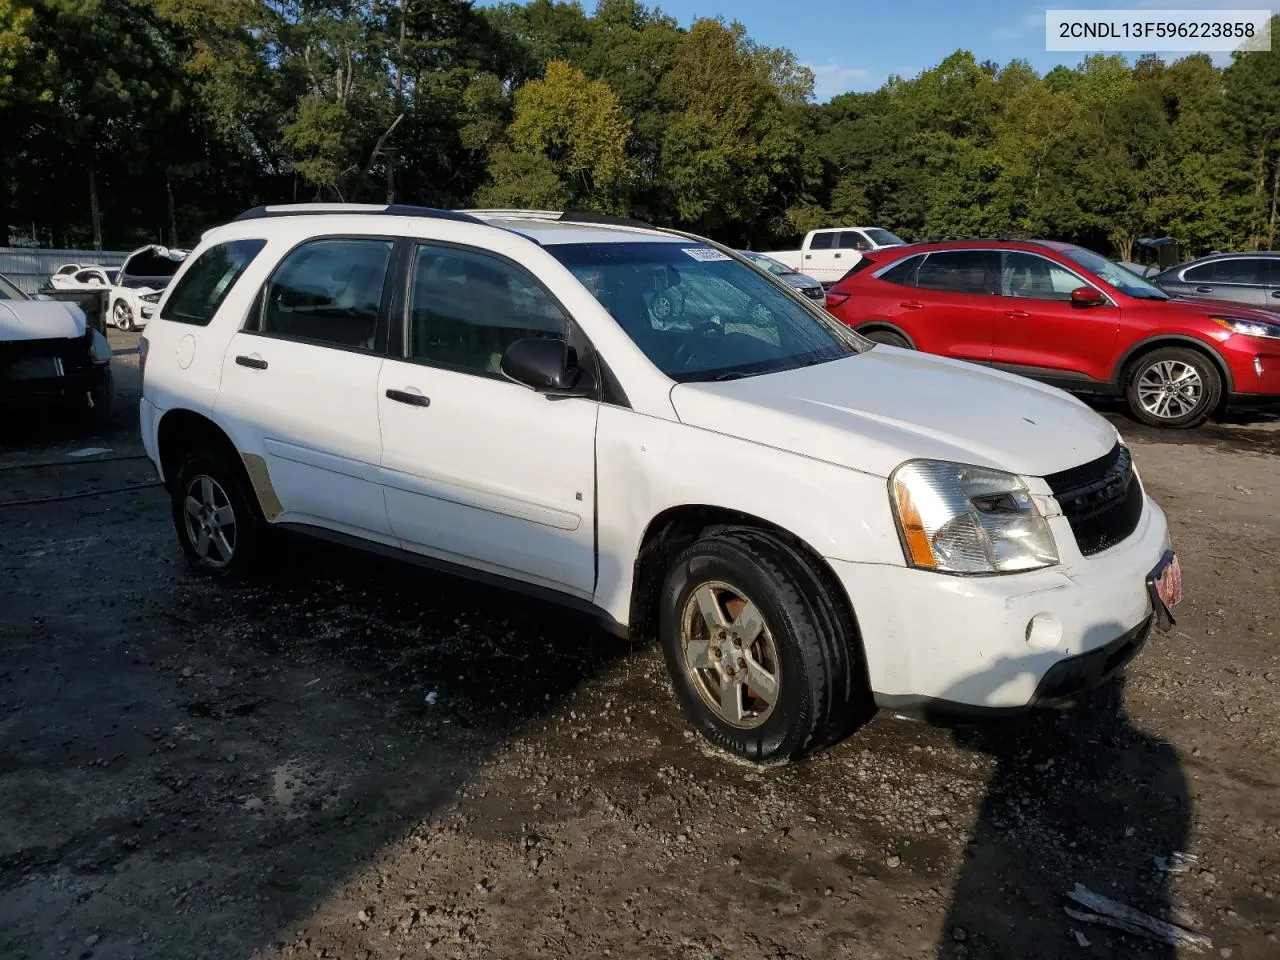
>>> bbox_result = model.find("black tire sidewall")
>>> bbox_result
[658,538,823,762]
[1125,347,1221,428]
[170,450,263,578]
[865,330,910,348]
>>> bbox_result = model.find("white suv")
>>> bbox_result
[139,204,1180,762]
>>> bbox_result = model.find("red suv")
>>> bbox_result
[824,239,1280,427]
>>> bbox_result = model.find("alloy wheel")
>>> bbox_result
[1136,359,1203,421]
[680,580,781,729]
[182,475,237,569]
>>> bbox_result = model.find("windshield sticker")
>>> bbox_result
[682,247,732,262]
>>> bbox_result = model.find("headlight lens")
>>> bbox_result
[890,460,1059,574]
[140,291,161,303]
[1211,315,1280,340]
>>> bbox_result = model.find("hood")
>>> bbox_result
[120,245,187,287]
[670,347,1117,479]
[0,299,86,342]
[1158,295,1280,321]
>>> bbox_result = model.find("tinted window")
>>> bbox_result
[1212,258,1264,285]
[163,239,267,327]
[56,265,77,275]
[879,255,923,286]
[260,238,391,349]
[408,245,565,376]
[1265,259,1280,285]
[916,251,995,295]
[809,232,835,250]
[999,252,1082,301]
[839,231,870,251]
[74,270,107,285]
[1182,263,1212,282]
[549,242,862,383]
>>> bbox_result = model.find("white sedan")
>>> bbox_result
[49,265,120,292]
[108,245,187,331]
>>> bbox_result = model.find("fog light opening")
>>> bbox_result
[1025,614,1064,650]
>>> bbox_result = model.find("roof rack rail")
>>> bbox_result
[463,207,660,230]
[232,203,484,224]
[559,209,657,230]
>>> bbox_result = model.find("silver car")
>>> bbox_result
[1153,252,1280,308]
[739,251,826,301]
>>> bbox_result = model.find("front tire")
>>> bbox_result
[861,328,911,348]
[170,449,265,579]
[658,529,870,763]
[1125,346,1221,428]
[112,300,134,332]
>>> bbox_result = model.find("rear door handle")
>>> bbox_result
[1003,310,1031,318]
[386,388,430,407]
[899,301,924,310]
[235,354,267,370]
[1195,285,1214,293]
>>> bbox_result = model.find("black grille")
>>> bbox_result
[1044,443,1143,557]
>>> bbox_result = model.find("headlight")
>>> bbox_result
[1211,315,1280,340]
[140,291,161,303]
[890,460,1059,574]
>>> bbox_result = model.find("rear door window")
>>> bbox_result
[809,232,835,251]
[163,239,268,327]
[916,251,997,295]
[1212,258,1264,285]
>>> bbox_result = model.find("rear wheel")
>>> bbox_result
[170,449,265,579]
[658,529,871,763]
[861,328,911,348]
[1124,346,1221,428]
[112,300,134,332]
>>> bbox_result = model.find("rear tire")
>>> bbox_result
[170,449,265,579]
[658,529,871,763]
[862,329,911,348]
[1124,346,1221,428]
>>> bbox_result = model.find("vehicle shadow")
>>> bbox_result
[928,650,1190,959]
[0,501,639,959]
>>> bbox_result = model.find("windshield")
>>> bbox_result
[743,252,792,276]
[548,242,863,382]
[105,269,120,284]
[0,273,26,300]
[1060,245,1170,300]
[864,228,905,247]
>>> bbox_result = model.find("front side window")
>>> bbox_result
[408,244,566,376]
[864,228,906,247]
[839,231,871,251]
[260,238,392,349]
[164,238,267,327]
[809,232,835,251]
[549,242,863,382]
[999,252,1082,301]
[916,251,996,295]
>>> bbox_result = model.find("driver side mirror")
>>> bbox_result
[1071,286,1106,308]
[501,337,588,396]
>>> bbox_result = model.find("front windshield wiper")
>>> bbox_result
[711,371,752,381]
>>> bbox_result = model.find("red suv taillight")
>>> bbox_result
[826,292,850,308]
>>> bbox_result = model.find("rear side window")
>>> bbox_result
[809,232,835,250]
[1213,258,1264,285]
[878,254,923,286]
[916,251,996,295]
[162,239,267,327]
[259,238,393,350]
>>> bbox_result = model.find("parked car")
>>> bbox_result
[738,251,825,301]
[51,263,83,280]
[139,204,1178,763]
[1151,251,1280,307]
[1,271,113,419]
[49,265,120,292]
[761,226,906,287]
[110,245,188,331]
[824,239,1280,427]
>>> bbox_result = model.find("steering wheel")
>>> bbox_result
[669,318,724,370]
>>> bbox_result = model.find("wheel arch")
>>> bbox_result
[157,407,281,520]
[853,321,916,348]
[1112,335,1234,396]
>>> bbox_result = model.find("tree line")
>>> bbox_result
[2,0,1277,259]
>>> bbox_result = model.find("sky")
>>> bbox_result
[495,0,1277,101]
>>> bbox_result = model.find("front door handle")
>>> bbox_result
[386,388,430,407]
[1195,285,1214,293]
[235,354,267,370]
[834,252,842,259]
[899,301,924,310]
[1003,310,1031,318]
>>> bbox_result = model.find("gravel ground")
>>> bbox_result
[1,331,1278,960]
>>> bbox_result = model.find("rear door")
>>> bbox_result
[214,235,395,537]
[802,230,841,286]
[893,250,1000,363]
[990,251,1119,383]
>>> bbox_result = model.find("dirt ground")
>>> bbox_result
[2,331,1278,960]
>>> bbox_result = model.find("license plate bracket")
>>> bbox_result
[1146,550,1182,632]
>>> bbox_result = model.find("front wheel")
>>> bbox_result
[658,529,870,763]
[170,450,265,579]
[112,300,134,332]
[861,329,911,349]
[1125,347,1221,428]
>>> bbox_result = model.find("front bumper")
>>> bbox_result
[829,495,1171,709]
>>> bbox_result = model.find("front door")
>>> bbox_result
[215,235,395,537]
[377,241,598,597]
[990,251,1120,383]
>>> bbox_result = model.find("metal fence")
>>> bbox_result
[0,247,131,296]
